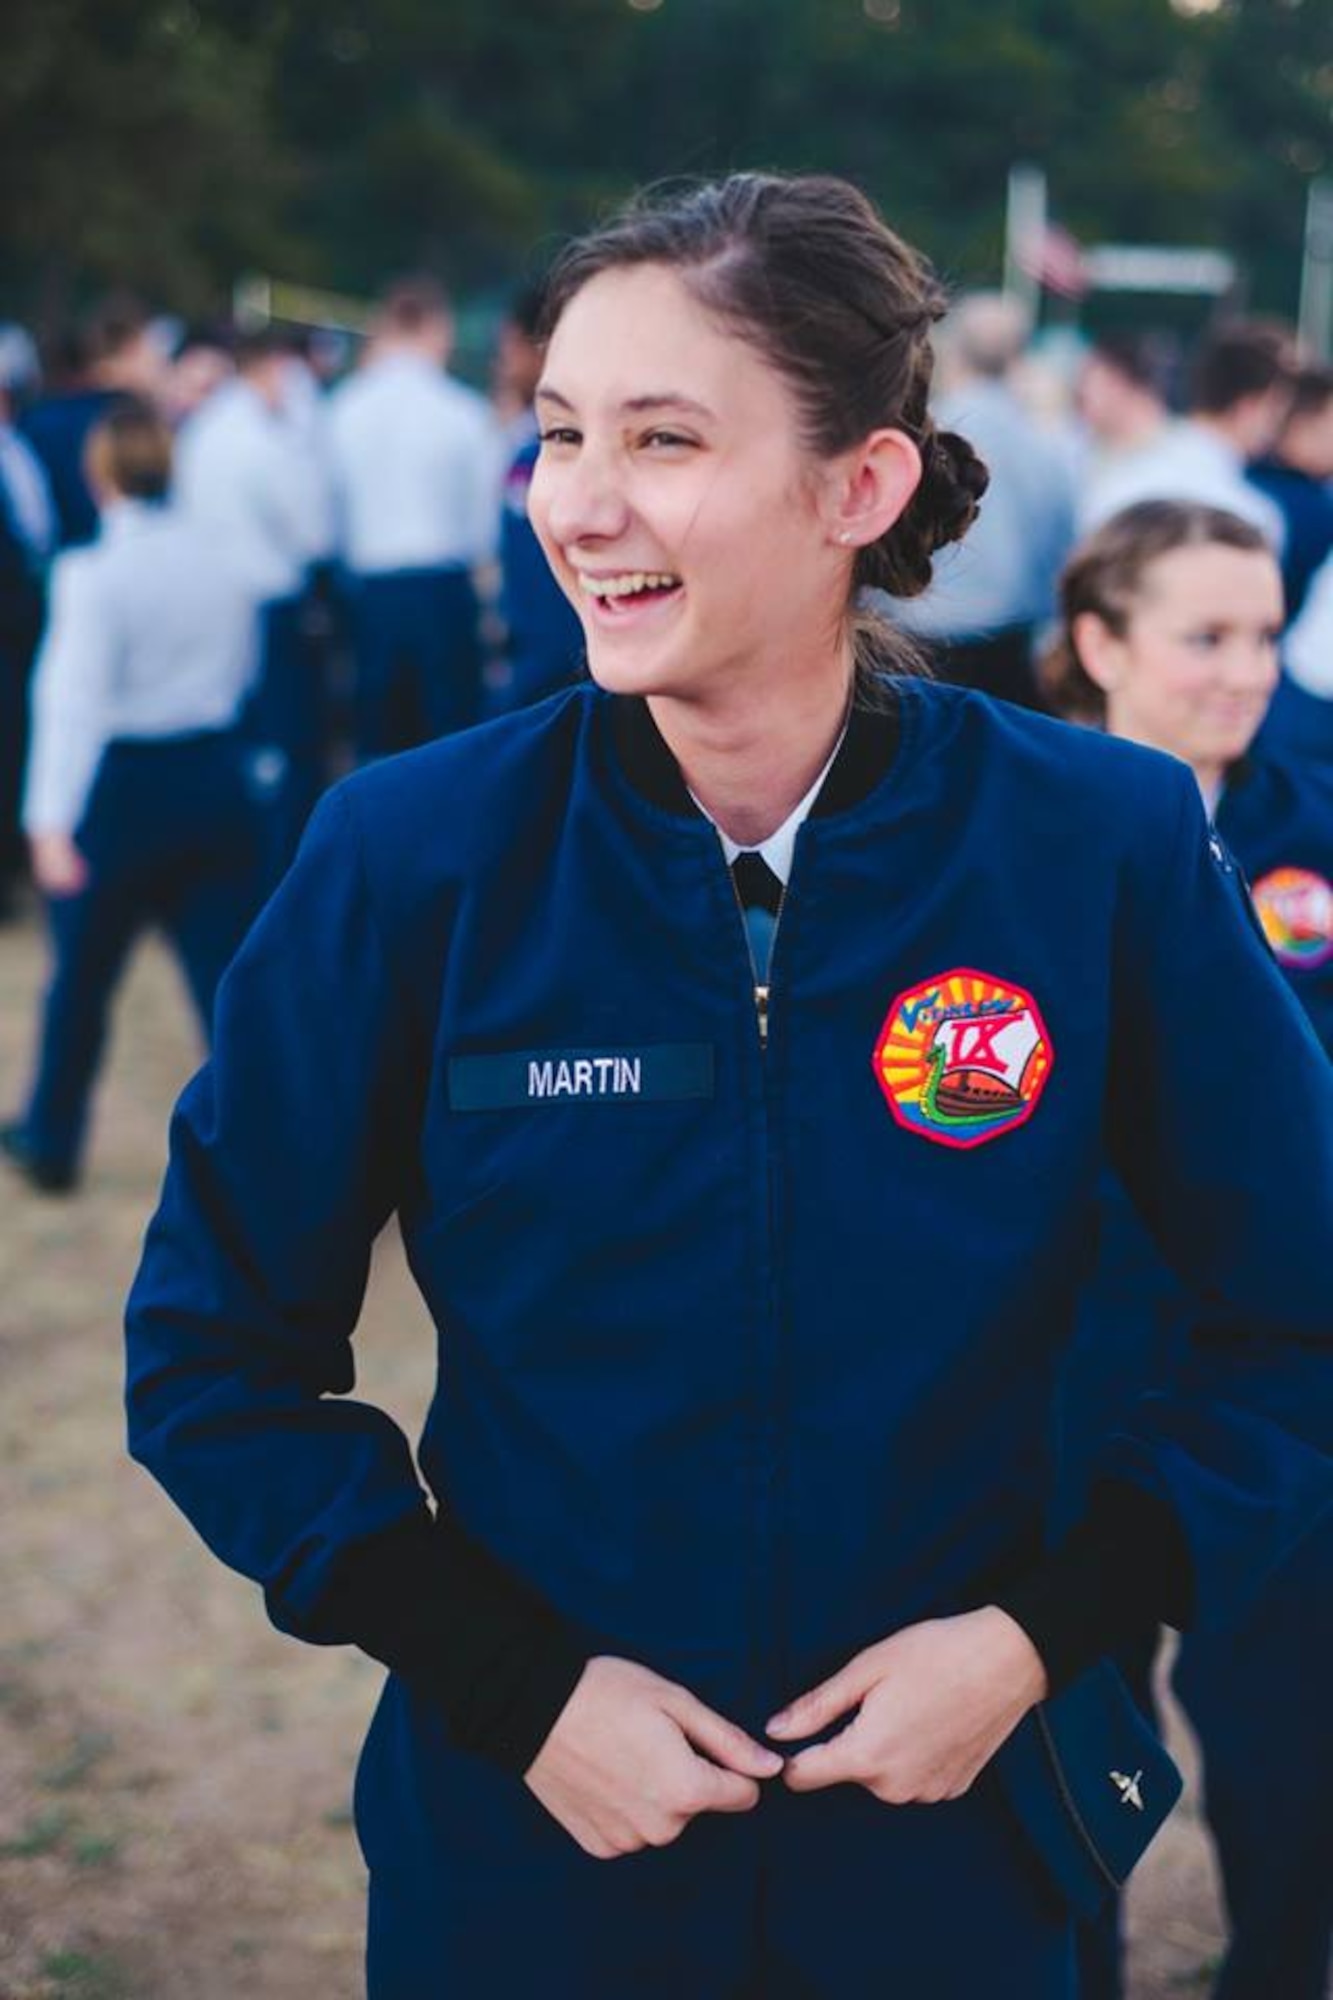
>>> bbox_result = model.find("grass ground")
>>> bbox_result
[0,906,1232,1997]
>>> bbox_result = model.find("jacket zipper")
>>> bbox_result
[1035,1707,1124,1893]
[728,870,789,1048]
[725,854,792,1723]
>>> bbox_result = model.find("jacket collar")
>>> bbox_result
[609,678,903,825]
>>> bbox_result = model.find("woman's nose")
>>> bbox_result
[534,447,630,547]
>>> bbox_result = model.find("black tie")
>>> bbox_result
[731,851,783,978]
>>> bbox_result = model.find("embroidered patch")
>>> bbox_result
[1251,867,1333,970]
[873,968,1053,1149]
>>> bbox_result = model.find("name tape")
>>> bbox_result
[448,1045,715,1111]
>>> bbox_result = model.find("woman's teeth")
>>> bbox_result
[579,571,681,599]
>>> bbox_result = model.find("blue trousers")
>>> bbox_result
[0,602,42,906]
[344,566,481,761]
[1062,1190,1333,2000]
[21,731,266,1174]
[1173,1545,1333,2000]
[240,592,328,869]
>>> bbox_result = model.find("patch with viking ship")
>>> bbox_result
[1250,867,1333,971]
[873,968,1053,1150]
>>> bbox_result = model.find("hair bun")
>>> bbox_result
[859,425,990,600]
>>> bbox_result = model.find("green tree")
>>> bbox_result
[4,0,1330,327]
[2,0,299,327]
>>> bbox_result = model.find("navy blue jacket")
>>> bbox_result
[20,389,123,549]
[1248,459,1333,625]
[125,682,1333,1994]
[1057,747,1333,1515]
[1219,752,1333,1053]
[498,437,585,707]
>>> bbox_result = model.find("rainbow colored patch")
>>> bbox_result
[873,968,1053,1150]
[1251,867,1333,970]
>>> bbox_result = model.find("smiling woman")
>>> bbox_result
[529,181,986,723]
[123,176,1333,2000]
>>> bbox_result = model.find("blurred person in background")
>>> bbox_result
[1247,364,1333,624]
[1073,334,1172,526]
[492,282,546,457]
[1043,500,1333,2000]
[0,324,56,922]
[1265,549,1333,764]
[162,321,235,429]
[176,326,333,848]
[494,284,585,710]
[1,403,268,1195]
[887,290,1075,709]
[326,276,501,758]
[1081,320,1295,545]
[21,294,169,548]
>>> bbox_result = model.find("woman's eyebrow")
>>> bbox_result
[534,384,716,421]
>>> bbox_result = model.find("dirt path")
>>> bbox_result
[0,909,1231,1998]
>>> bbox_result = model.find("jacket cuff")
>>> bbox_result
[992,1478,1194,1693]
[320,1509,595,1775]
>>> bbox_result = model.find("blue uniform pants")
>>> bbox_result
[22,731,266,1175]
[345,566,481,761]
[239,592,327,868]
[1173,1552,1333,2000]
[0,598,43,908]
[1063,1197,1333,2000]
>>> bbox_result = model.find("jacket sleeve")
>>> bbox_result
[1096,763,1333,1630]
[997,762,1333,1685]
[124,784,589,1772]
[23,552,117,837]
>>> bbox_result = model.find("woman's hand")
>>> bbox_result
[525,1655,783,1859]
[768,1606,1048,1805]
[30,832,89,898]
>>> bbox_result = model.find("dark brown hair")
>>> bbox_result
[540,174,989,679]
[84,398,173,503]
[1282,363,1333,429]
[379,276,452,335]
[1189,318,1295,418]
[1040,501,1272,724]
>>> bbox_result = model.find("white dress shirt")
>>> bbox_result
[1284,551,1333,698]
[894,380,1075,640]
[1080,420,1284,549]
[175,378,330,603]
[23,500,259,835]
[326,351,503,574]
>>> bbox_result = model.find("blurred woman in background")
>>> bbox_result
[1044,498,1333,2000]
[2,401,269,1192]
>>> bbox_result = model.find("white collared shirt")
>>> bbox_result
[326,351,504,574]
[691,724,848,885]
[1285,551,1333,698]
[1080,419,1284,549]
[175,377,331,604]
[23,499,258,835]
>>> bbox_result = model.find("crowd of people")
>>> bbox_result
[2,217,1333,1998]
[0,278,583,1191]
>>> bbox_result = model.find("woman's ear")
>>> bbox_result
[827,428,922,551]
[1071,611,1124,693]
